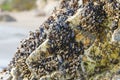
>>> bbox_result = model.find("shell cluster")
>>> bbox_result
[0,0,120,80]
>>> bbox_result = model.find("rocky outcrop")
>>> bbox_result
[0,0,120,80]
[0,14,16,22]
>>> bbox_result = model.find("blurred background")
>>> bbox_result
[0,0,59,71]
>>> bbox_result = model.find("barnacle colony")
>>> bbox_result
[0,0,120,80]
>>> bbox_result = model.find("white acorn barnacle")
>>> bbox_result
[51,71,63,79]
[112,29,120,42]
[111,21,118,31]
[57,55,63,63]
[39,75,51,80]
[66,8,84,28]
[11,67,20,80]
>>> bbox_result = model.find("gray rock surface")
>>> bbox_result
[0,14,16,22]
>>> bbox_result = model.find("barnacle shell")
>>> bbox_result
[0,0,120,80]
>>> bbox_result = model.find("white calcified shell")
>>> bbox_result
[26,39,50,64]
[39,75,51,80]
[112,29,120,42]
[11,67,20,80]
[78,0,83,6]
[66,8,84,28]
[57,55,63,63]
[51,71,62,78]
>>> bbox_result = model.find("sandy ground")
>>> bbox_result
[0,11,48,71]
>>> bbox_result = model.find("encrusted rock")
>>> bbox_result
[0,0,120,80]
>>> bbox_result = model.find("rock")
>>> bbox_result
[112,29,120,42]
[0,0,120,80]
[0,14,16,22]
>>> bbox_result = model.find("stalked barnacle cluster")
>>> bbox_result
[0,0,120,80]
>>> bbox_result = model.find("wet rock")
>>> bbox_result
[0,0,120,80]
[0,14,16,22]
